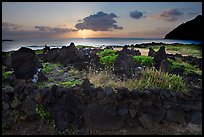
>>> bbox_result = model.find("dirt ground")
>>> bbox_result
[2,117,202,135]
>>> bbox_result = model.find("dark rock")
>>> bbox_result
[3,55,12,68]
[148,47,156,57]
[130,89,141,99]
[142,100,152,107]
[118,108,129,117]
[131,99,142,106]
[2,86,13,94]
[11,100,20,109]
[129,109,138,118]
[143,90,152,97]
[7,73,18,87]
[47,92,81,131]
[145,106,166,123]
[153,46,167,69]
[97,91,106,100]
[170,66,185,75]
[152,98,162,110]
[54,87,65,98]
[38,71,48,82]
[43,45,50,54]
[182,102,201,112]
[3,103,10,111]
[85,103,124,130]
[138,113,154,129]
[11,47,42,79]
[160,89,171,99]
[104,87,113,96]
[165,15,203,41]
[114,52,137,78]
[187,111,202,125]
[160,59,170,73]
[46,48,60,62]
[23,96,36,118]
[81,79,93,91]
[98,96,111,105]
[34,88,49,104]
[166,107,186,123]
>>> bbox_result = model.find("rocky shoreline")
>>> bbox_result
[2,42,202,135]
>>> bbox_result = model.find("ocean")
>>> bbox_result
[2,38,202,52]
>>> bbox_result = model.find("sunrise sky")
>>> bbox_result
[2,2,202,39]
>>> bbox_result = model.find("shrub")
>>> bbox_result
[97,49,118,69]
[132,56,153,67]
[97,49,117,58]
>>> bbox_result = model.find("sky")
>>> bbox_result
[2,2,202,39]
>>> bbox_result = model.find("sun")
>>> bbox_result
[78,30,91,38]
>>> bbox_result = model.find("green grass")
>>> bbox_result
[2,70,13,80]
[42,62,63,74]
[35,49,44,54]
[132,56,153,67]
[167,58,201,75]
[97,49,118,69]
[57,79,81,87]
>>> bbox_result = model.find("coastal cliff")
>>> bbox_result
[164,15,202,41]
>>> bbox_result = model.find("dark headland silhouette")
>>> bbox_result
[165,15,202,41]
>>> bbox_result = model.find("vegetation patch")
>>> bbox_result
[35,49,44,54]
[36,104,51,120]
[42,62,63,74]
[132,56,153,67]
[87,68,187,93]
[127,68,187,93]
[167,58,201,75]
[97,49,118,69]
[2,70,13,80]
[57,79,81,87]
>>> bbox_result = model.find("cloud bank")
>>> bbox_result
[75,11,123,31]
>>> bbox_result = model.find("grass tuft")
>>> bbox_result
[87,68,188,93]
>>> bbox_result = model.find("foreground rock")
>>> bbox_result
[114,51,138,79]
[11,47,42,80]
[153,46,167,69]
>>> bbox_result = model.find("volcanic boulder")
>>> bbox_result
[11,47,42,80]
[153,46,167,69]
[114,52,137,79]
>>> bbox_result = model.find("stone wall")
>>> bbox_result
[2,79,202,132]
